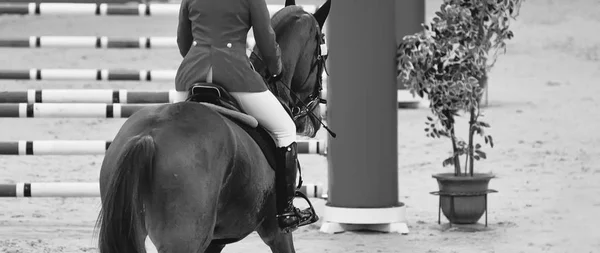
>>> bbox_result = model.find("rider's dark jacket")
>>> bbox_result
[175,0,282,92]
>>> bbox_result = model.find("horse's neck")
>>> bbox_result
[290,43,317,92]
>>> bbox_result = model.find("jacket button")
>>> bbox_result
[227,43,232,48]
[192,41,197,46]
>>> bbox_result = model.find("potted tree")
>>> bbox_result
[396,0,523,224]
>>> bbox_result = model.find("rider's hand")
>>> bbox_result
[266,58,283,83]
[266,69,283,83]
[270,72,283,82]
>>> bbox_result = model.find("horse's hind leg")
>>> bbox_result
[203,243,225,253]
[145,167,221,253]
[147,212,214,253]
[256,209,296,253]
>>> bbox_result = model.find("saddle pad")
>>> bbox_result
[200,102,259,128]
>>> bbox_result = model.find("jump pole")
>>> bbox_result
[0,140,326,155]
[320,0,409,234]
[0,182,325,199]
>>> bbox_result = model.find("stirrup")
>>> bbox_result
[275,192,318,220]
[293,191,319,226]
[275,191,319,233]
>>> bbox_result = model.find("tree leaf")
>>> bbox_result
[479,121,491,128]
[473,125,482,135]
[475,143,482,149]
[475,149,487,158]
[488,135,494,148]
[443,157,455,167]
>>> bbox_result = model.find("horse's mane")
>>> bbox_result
[261,5,320,95]
[271,6,316,30]
[250,5,323,137]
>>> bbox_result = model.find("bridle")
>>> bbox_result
[251,17,335,137]
[251,25,328,120]
[285,28,328,121]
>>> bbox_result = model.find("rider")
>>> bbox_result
[174,0,318,232]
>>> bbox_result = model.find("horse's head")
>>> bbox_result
[250,0,330,138]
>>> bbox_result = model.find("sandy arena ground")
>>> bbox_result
[0,0,599,252]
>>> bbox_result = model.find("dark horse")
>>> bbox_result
[94,0,330,252]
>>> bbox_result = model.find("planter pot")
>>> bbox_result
[432,172,495,224]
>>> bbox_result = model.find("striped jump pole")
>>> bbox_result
[0,36,178,49]
[0,182,325,198]
[0,36,256,49]
[0,103,157,118]
[0,68,333,86]
[0,90,187,103]
[0,139,326,155]
[0,69,176,81]
[0,102,327,119]
[0,3,316,16]
[0,89,418,110]
[0,88,328,104]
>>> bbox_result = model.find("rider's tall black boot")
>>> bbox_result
[275,142,319,233]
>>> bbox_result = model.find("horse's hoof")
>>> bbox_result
[310,214,319,223]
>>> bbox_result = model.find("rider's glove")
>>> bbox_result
[266,70,283,83]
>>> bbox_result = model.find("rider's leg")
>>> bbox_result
[230,91,318,233]
[230,91,296,147]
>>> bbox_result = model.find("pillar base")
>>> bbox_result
[320,221,409,234]
[319,203,409,235]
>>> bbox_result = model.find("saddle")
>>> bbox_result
[186,83,278,170]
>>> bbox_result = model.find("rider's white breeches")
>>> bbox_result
[204,66,296,148]
[230,91,297,148]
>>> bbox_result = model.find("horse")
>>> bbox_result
[93,0,331,252]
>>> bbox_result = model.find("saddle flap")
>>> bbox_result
[199,102,258,128]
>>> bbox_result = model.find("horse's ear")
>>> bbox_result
[285,0,295,6]
[313,0,330,30]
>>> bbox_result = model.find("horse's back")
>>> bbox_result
[101,102,275,242]
[101,102,234,205]
[102,102,232,175]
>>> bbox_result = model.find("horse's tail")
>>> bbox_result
[96,134,156,253]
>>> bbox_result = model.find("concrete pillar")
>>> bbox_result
[396,0,426,107]
[320,0,408,234]
[395,0,426,54]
